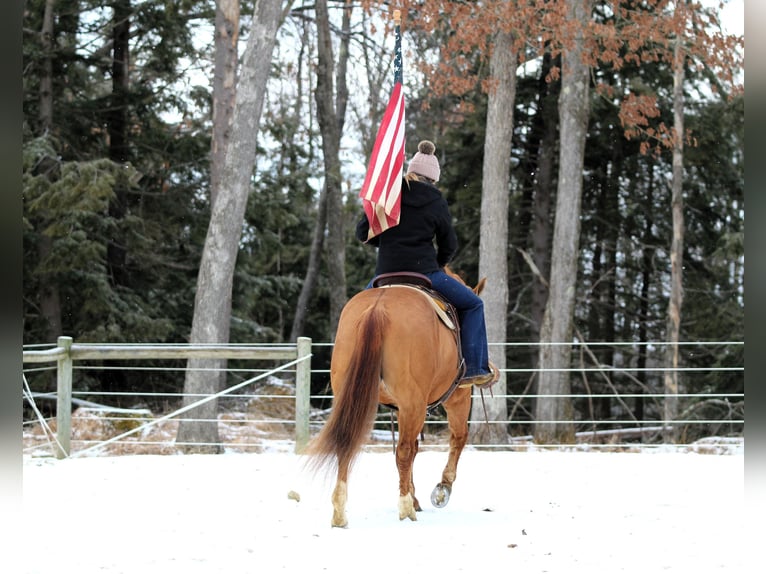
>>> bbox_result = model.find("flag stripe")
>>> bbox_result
[359,82,405,240]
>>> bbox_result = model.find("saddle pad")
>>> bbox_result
[379,284,456,330]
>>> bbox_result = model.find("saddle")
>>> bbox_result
[372,271,466,414]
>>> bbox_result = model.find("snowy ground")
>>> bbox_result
[21,447,744,574]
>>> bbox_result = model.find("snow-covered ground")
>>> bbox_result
[21,447,743,573]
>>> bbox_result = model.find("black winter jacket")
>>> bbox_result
[356,177,458,275]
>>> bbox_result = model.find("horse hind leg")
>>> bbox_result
[331,466,349,528]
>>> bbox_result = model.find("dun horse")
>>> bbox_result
[307,269,486,527]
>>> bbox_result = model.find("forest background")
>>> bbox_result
[21,0,744,446]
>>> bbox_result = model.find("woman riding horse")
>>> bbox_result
[307,140,499,527]
[356,139,498,388]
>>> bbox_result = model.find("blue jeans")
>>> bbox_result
[365,270,490,377]
[426,270,490,378]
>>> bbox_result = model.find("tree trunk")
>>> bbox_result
[529,52,559,342]
[106,0,130,287]
[176,0,286,453]
[308,0,350,338]
[286,18,315,342]
[636,159,656,422]
[664,17,685,443]
[470,31,516,444]
[314,0,349,337]
[39,0,55,132]
[290,184,328,341]
[37,0,62,347]
[534,0,590,445]
[355,8,386,159]
[601,150,620,419]
[291,0,351,341]
[210,0,239,209]
[586,150,619,421]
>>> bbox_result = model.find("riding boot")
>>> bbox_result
[459,362,499,389]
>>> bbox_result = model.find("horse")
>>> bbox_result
[306,268,486,527]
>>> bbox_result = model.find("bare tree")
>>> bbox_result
[176,0,289,453]
[528,52,559,340]
[663,1,687,443]
[534,0,591,444]
[470,30,517,444]
[291,0,351,339]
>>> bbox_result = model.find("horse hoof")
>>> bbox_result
[399,509,417,521]
[331,511,348,528]
[430,483,451,508]
[399,494,417,521]
[331,519,348,528]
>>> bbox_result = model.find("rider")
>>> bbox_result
[355,140,498,389]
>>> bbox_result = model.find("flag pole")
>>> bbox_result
[393,9,402,85]
[358,8,406,240]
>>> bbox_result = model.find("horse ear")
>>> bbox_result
[474,277,487,295]
[444,265,463,284]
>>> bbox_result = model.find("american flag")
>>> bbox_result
[359,12,405,241]
[359,82,405,240]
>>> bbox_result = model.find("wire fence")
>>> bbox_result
[22,338,744,458]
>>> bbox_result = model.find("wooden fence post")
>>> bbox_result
[294,337,312,454]
[56,336,73,459]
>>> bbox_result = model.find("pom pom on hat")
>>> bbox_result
[406,140,440,182]
[417,140,435,155]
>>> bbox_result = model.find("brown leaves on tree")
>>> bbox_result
[378,0,741,148]
[618,92,690,156]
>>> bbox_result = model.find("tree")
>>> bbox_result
[291,0,351,340]
[471,28,517,444]
[534,0,591,444]
[176,0,289,453]
[35,0,62,347]
[402,0,538,444]
[317,0,351,335]
[608,0,743,441]
[525,51,560,343]
[106,0,131,288]
[24,0,210,352]
[663,1,687,442]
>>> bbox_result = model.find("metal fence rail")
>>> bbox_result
[22,338,743,457]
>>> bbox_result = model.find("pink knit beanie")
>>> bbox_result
[406,140,440,182]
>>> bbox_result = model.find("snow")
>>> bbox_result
[20,447,744,573]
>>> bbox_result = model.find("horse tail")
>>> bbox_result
[306,305,386,476]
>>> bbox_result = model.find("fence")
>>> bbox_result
[23,336,313,458]
[22,338,744,458]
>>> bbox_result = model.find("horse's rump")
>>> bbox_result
[333,288,459,408]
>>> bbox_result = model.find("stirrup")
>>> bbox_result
[458,362,499,389]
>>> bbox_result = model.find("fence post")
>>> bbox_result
[56,336,73,459]
[294,337,312,454]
